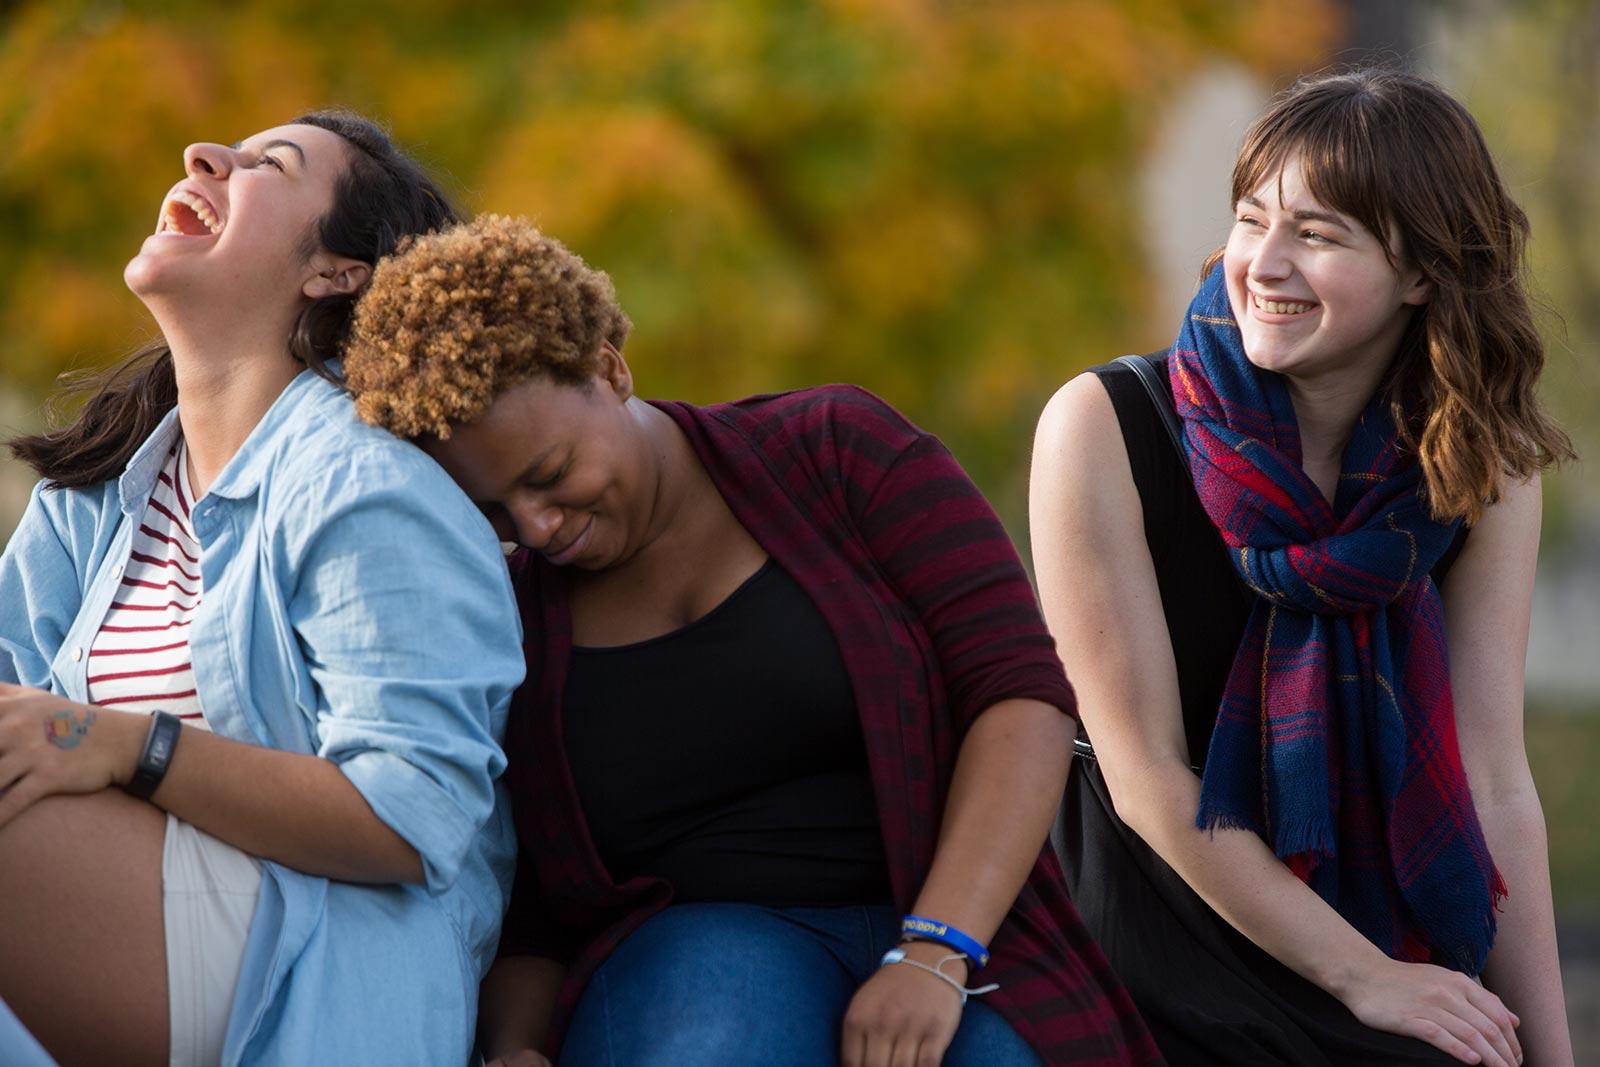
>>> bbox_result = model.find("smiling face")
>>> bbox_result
[421,360,653,571]
[123,123,352,316]
[1223,155,1431,385]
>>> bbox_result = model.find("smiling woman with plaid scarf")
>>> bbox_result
[1031,69,1575,1067]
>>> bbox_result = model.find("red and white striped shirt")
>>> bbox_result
[86,441,208,728]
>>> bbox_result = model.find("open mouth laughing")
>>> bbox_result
[156,187,224,237]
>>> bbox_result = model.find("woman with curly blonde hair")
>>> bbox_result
[343,214,1161,1067]
[1031,68,1575,1066]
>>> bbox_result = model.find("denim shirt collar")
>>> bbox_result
[116,406,182,517]
[116,366,334,512]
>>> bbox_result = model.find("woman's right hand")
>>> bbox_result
[1338,956,1521,1066]
[0,685,141,828]
[485,1051,552,1067]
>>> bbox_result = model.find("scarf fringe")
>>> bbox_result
[1197,810,1336,874]
[1268,817,1336,864]
[1195,807,1261,837]
[1429,867,1510,976]
[1430,897,1503,976]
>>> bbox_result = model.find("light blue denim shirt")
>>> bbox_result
[0,369,524,1065]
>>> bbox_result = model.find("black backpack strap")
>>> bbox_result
[1113,353,1186,464]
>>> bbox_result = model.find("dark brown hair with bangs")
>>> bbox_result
[1215,68,1574,523]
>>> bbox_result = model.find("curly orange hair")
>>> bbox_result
[344,213,632,439]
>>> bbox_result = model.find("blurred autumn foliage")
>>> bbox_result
[0,0,1341,528]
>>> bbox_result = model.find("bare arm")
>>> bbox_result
[1442,474,1574,1066]
[833,394,1081,1066]
[1028,374,1521,1067]
[132,716,424,882]
[911,697,1075,961]
[479,955,566,1065]
[842,697,1073,1067]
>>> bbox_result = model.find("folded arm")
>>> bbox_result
[0,451,523,889]
[0,696,422,882]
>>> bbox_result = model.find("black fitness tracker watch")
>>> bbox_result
[127,710,183,800]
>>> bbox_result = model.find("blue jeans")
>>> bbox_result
[560,903,1041,1067]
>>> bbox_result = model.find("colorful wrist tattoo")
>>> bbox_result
[45,707,97,750]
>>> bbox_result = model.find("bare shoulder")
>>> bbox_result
[1034,371,1122,457]
[1443,473,1542,602]
[1481,472,1543,537]
[1031,371,1189,776]
[1030,371,1141,539]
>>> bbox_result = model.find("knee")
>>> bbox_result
[635,1007,752,1062]
[564,905,850,1066]
[570,969,835,1067]
[606,904,799,979]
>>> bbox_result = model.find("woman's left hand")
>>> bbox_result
[841,941,967,1067]
[0,683,137,828]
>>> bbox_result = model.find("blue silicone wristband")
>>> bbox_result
[900,915,990,968]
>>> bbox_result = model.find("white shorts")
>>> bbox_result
[161,814,263,1067]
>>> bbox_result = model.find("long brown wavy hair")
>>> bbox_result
[8,110,459,490]
[1213,68,1574,523]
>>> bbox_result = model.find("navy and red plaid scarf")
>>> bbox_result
[1168,265,1504,974]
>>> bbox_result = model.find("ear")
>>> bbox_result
[302,255,371,300]
[1400,265,1433,307]
[594,340,634,402]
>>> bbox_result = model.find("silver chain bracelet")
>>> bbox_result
[878,947,1000,1005]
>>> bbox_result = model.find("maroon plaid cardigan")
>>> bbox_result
[499,385,1160,1065]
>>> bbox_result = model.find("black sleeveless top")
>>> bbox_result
[1054,357,1465,1066]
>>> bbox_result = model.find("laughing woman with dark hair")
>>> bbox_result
[1031,69,1575,1066]
[0,115,522,1065]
